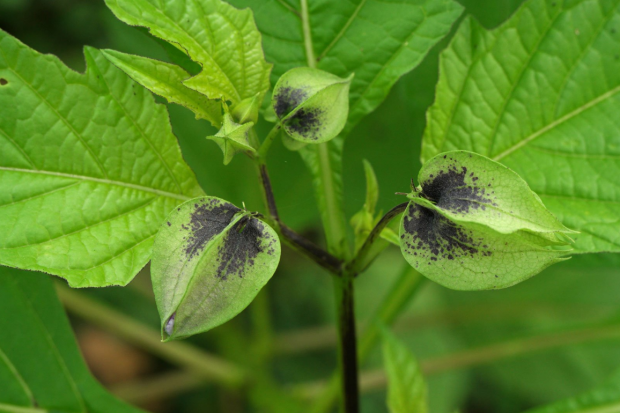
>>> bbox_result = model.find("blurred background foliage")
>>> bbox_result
[1,0,619,412]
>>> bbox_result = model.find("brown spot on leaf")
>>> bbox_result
[0,78,8,86]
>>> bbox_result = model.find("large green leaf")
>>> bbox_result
[0,267,146,413]
[151,197,281,340]
[104,0,272,105]
[524,369,620,413]
[421,0,620,253]
[0,31,203,287]
[382,327,428,413]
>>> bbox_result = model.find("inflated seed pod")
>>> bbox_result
[272,67,352,143]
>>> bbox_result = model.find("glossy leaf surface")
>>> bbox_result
[422,0,620,253]
[151,197,280,340]
[0,31,203,287]
[0,267,145,413]
[104,0,272,105]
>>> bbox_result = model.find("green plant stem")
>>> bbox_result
[258,123,281,160]
[310,266,424,413]
[55,284,247,387]
[347,202,408,275]
[333,274,359,413]
[315,141,350,259]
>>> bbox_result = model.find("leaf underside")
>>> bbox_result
[0,31,203,287]
[422,0,620,254]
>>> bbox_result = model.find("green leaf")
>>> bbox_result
[0,31,203,287]
[0,267,146,413]
[524,369,620,413]
[421,0,620,253]
[206,112,255,165]
[399,201,569,290]
[151,196,281,340]
[101,49,222,127]
[351,160,381,251]
[104,0,272,104]
[382,327,428,413]
[412,151,574,235]
[272,67,352,143]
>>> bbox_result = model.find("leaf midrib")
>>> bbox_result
[0,166,191,201]
[0,347,35,406]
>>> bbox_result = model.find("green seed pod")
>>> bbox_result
[272,67,353,143]
[151,197,281,341]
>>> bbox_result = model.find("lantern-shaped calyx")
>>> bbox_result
[206,113,256,165]
[272,67,353,143]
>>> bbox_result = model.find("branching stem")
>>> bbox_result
[258,123,281,160]
[346,202,408,276]
[257,162,343,274]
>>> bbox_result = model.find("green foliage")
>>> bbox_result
[0,267,146,413]
[421,0,620,254]
[524,369,620,413]
[151,197,280,340]
[382,327,428,413]
[0,31,203,287]
[272,67,352,143]
[101,49,222,126]
[351,160,381,251]
[104,0,272,106]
